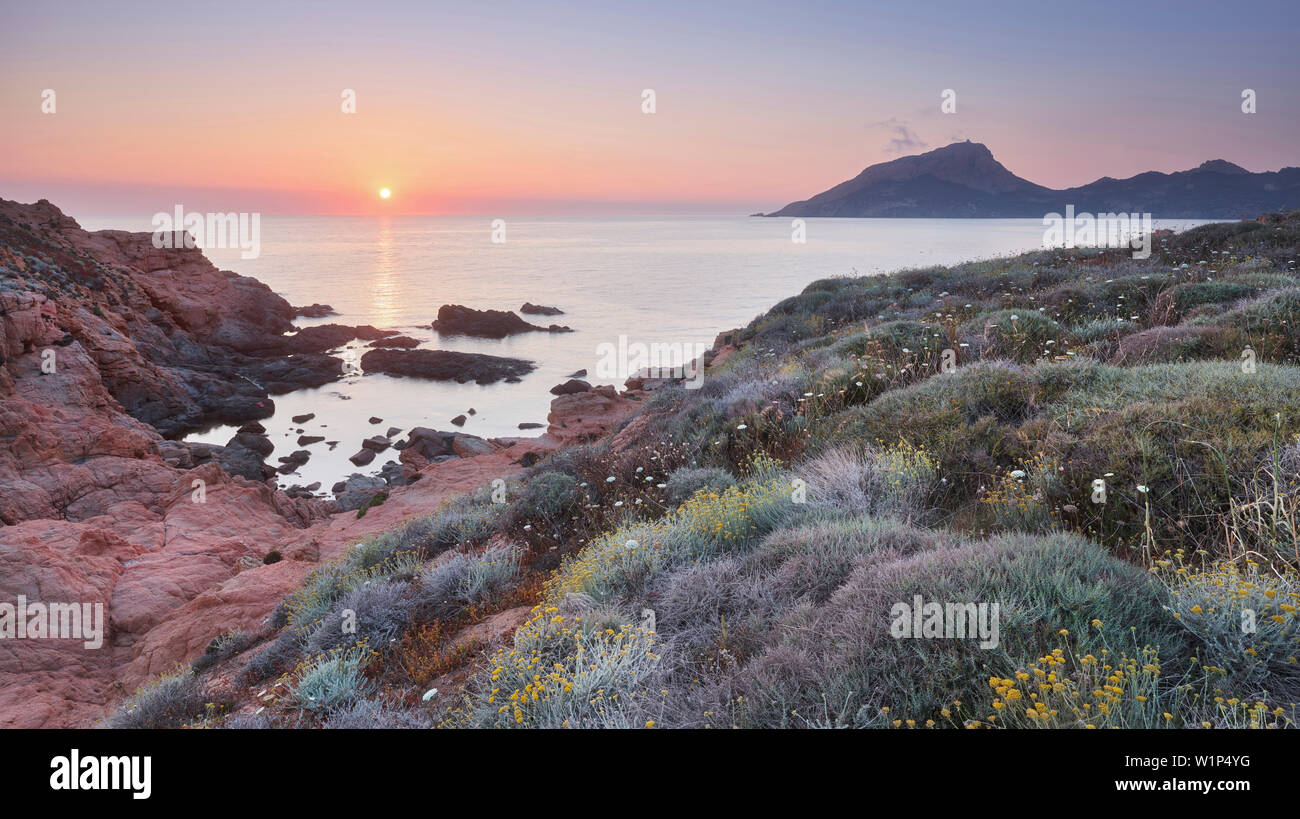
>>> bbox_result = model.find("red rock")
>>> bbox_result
[546,390,640,445]
[0,198,648,728]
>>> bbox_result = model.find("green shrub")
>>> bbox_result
[466,611,660,728]
[1149,280,1263,324]
[1161,561,1300,701]
[304,578,413,655]
[288,645,376,715]
[1066,316,1134,345]
[285,550,422,634]
[733,531,1189,726]
[1214,288,1300,362]
[834,358,1300,555]
[463,544,522,604]
[797,444,937,521]
[191,629,252,674]
[962,309,1061,363]
[415,543,522,619]
[355,492,387,518]
[105,669,212,729]
[663,465,736,505]
[321,699,429,729]
[1111,325,1241,364]
[239,631,301,685]
[505,471,580,531]
[744,512,954,603]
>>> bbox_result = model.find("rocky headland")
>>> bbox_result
[0,198,658,727]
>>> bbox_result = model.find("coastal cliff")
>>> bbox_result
[0,199,643,727]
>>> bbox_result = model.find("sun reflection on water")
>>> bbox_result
[368,217,403,328]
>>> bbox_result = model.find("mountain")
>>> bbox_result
[764,141,1300,218]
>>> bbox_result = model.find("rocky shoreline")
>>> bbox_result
[0,198,717,727]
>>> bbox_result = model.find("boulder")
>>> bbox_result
[378,460,407,487]
[333,474,387,511]
[623,367,684,392]
[227,431,273,458]
[276,450,311,474]
[243,353,343,393]
[547,390,642,445]
[397,427,456,471]
[550,378,591,395]
[276,324,357,354]
[186,442,269,482]
[452,435,495,458]
[431,304,571,339]
[520,302,564,316]
[354,325,398,341]
[293,303,336,318]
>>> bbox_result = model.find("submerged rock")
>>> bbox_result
[367,335,419,349]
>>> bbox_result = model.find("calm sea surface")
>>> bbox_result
[79,215,1209,490]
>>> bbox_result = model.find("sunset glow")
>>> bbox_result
[1,0,1297,218]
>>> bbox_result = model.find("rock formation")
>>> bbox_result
[431,304,571,338]
[0,197,646,727]
[359,347,535,384]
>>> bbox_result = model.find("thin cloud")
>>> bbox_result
[876,118,928,154]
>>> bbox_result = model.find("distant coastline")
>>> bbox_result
[764,141,1299,219]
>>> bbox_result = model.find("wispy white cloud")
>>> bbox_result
[875,118,928,154]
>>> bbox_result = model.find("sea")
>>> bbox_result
[76,214,1210,491]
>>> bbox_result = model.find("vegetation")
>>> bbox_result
[104,668,225,729]
[110,211,1300,729]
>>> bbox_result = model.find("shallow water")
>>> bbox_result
[79,214,1209,491]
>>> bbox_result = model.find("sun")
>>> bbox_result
[379,187,391,199]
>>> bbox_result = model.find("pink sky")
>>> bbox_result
[2,1,1297,217]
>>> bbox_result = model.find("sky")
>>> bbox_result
[1,0,1298,217]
